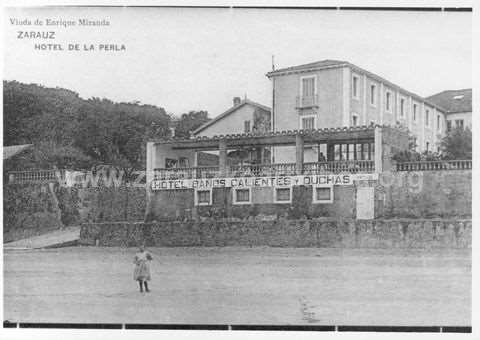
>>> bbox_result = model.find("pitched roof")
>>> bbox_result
[193,99,271,135]
[3,144,33,160]
[266,59,446,112]
[267,59,348,76]
[426,89,472,114]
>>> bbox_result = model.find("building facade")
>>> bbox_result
[193,97,271,137]
[426,89,472,132]
[267,60,447,161]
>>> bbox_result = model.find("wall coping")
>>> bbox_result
[82,218,472,226]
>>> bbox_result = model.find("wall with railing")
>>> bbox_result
[396,160,472,171]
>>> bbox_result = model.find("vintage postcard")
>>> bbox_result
[2,2,475,337]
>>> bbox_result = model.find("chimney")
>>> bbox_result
[233,97,241,106]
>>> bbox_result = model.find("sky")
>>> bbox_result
[4,7,472,118]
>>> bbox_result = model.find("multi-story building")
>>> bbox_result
[267,59,447,161]
[426,89,472,132]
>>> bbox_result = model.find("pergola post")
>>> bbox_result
[219,139,227,176]
[295,134,304,175]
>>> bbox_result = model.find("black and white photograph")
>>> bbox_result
[1,1,476,337]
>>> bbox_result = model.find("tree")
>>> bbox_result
[3,81,172,171]
[440,127,472,160]
[174,111,210,138]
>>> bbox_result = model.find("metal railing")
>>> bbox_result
[296,94,319,108]
[8,170,64,183]
[304,160,375,174]
[154,166,220,180]
[229,163,297,177]
[153,161,374,180]
[396,160,472,171]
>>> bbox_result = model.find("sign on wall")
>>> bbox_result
[151,174,378,191]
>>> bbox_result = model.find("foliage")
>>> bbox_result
[440,127,472,160]
[3,81,172,171]
[173,110,210,138]
[252,107,271,132]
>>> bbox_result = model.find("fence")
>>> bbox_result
[8,169,146,186]
[396,160,472,171]
[304,160,374,174]
[8,170,63,183]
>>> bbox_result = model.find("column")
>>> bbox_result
[145,142,156,187]
[342,67,351,127]
[219,139,227,176]
[374,126,383,173]
[420,102,425,152]
[193,151,198,167]
[407,96,413,132]
[379,83,384,125]
[295,134,304,174]
[362,74,368,125]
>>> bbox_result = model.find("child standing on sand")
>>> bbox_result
[133,245,153,293]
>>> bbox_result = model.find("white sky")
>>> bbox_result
[4,7,472,117]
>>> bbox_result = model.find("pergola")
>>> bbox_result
[146,125,408,182]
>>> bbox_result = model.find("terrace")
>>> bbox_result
[147,125,404,182]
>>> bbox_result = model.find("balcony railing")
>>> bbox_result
[296,94,319,108]
[154,166,220,180]
[154,161,374,180]
[396,160,472,171]
[304,160,375,174]
[8,170,64,183]
[230,163,297,177]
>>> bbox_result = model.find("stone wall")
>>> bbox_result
[80,219,471,249]
[380,170,471,218]
[3,183,146,242]
[3,183,63,242]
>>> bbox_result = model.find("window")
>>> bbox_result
[347,144,355,161]
[413,104,417,121]
[301,76,316,97]
[195,189,212,206]
[446,120,452,131]
[437,115,441,131]
[385,91,392,112]
[370,84,376,105]
[233,188,251,205]
[179,157,189,168]
[313,186,334,204]
[341,144,348,160]
[425,109,430,127]
[400,98,405,117]
[352,75,359,99]
[355,144,362,160]
[244,120,251,133]
[301,115,316,130]
[274,187,292,203]
[455,119,464,129]
[352,114,358,127]
[165,158,178,168]
[426,142,430,152]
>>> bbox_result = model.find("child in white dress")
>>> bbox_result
[133,245,152,293]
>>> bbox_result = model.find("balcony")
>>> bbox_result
[296,94,319,109]
[154,160,374,180]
